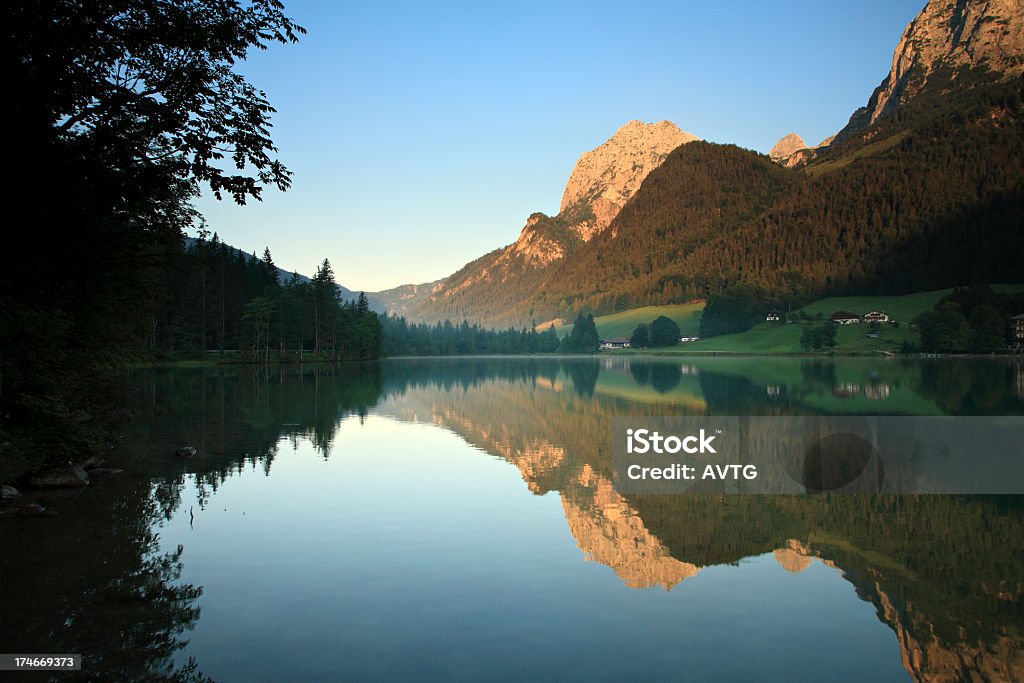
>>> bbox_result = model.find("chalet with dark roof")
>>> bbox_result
[830,311,861,325]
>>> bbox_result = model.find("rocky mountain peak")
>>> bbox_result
[391,120,700,325]
[769,133,809,162]
[559,120,700,235]
[767,133,840,168]
[839,0,1024,139]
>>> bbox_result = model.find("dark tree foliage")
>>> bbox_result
[969,304,1008,353]
[8,0,304,203]
[558,314,599,354]
[914,304,972,353]
[799,323,837,351]
[678,70,1024,303]
[911,285,1024,353]
[648,316,681,348]
[700,284,779,338]
[146,239,382,361]
[630,324,650,349]
[1,1,304,464]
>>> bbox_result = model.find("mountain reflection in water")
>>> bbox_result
[1,357,1022,682]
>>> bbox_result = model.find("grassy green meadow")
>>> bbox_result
[560,286,1024,355]
[544,303,704,340]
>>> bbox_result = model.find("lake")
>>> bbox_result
[2,357,1023,682]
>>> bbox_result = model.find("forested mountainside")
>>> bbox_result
[396,69,1024,329]
[382,0,1024,330]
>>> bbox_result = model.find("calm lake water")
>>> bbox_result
[2,357,1023,682]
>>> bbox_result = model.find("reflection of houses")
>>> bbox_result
[830,311,861,325]
[863,310,890,324]
[1016,364,1024,398]
[1012,314,1024,347]
[832,382,892,400]
[766,310,782,322]
[865,384,892,400]
[833,383,861,397]
[600,338,631,350]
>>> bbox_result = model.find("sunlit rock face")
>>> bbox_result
[768,133,838,168]
[559,120,700,238]
[769,134,808,163]
[873,0,1024,122]
[838,0,1024,141]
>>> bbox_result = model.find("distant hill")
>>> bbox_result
[371,280,442,319]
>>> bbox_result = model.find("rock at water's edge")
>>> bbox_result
[29,463,90,489]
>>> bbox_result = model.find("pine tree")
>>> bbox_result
[261,247,279,286]
[312,259,339,354]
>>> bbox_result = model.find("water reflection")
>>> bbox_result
[2,357,1023,681]
[0,474,213,682]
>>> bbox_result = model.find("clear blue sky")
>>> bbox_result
[196,0,925,292]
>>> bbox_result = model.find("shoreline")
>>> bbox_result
[133,350,1024,368]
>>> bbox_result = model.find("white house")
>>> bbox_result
[600,338,631,350]
[863,310,891,324]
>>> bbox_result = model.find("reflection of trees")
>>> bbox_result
[132,363,383,491]
[700,372,796,415]
[628,362,683,394]
[380,357,562,396]
[0,363,387,681]
[629,362,651,387]
[564,361,599,398]
[648,363,682,393]
[801,359,837,389]
[0,474,213,682]
[917,360,1024,414]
